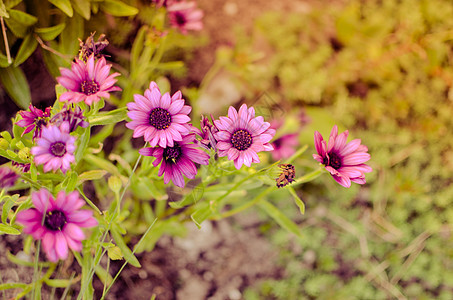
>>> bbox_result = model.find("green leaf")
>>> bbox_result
[0,66,31,109]
[1,196,16,224]
[13,33,38,67]
[78,170,107,184]
[8,9,37,26]
[107,245,123,260]
[190,203,212,229]
[0,224,20,235]
[0,1,9,18]
[75,126,90,163]
[59,13,83,56]
[49,0,73,17]
[71,0,90,20]
[87,107,127,126]
[84,154,126,182]
[95,265,113,286]
[169,185,204,208]
[288,186,305,215]
[111,225,141,267]
[131,26,147,72]
[0,51,11,67]
[258,199,303,238]
[44,278,77,288]
[34,23,66,41]
[0,282,27,291]
[100,0,138,17]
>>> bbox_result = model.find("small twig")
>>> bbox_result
[0,16,11,64]
[34,34,71,60]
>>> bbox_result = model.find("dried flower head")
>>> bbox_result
[313,125,372,188]
[12,161,31,173]
[276,164,296,188]
[16,104,51,139]
[78,32,109,62]
[16,189,97,262]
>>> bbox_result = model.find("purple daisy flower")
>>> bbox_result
[313,125,372,188]
[167,1,203,34]
[16,189,97,262]
[57,55,121,105]
[0,166,20,188]
[213,104,275,169]
[139,134,209,188]
[271,133,299,161]
[16,104,51,139]
[31,124,76,173]
[126,81,192,148]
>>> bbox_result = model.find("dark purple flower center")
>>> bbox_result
[44,210,67,231]
[80,80,100,95]
[231,129,253,151]
[164,143,182,163]
[174,12,187,26]
[324,152,342,169]
[50,142,66,157]
[149,108,172,130]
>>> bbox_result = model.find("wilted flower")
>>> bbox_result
[31,124,76,173]
[198,114,218,150]
[57,55,121,105]
[0,166,20,188]
[167,1,203,34]
[313,125,372,188]
[276,164,296,188]
[78,32,109,62]
[126,81,192,148]
[16,189,97,262]
[139,134,209,188]
[51,105,88,132]
[214,104,275,169]
[12,161,30,173]
[16,104,51,139]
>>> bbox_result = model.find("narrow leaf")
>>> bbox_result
[49,0,73,17]
[100,0,138,17]
[71,0,91,20]
[77,170,107,184]
[14,33,38,67]
[35,23,66,41]
[0,66,31,109]
[8,9,37,26]
[111,225,141,267]
[258,199,303,238]
[0,223,21,235]
[288,186,305,215]
[87,107,127,126]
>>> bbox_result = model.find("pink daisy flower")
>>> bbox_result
[16,104,51,139]
[313,125,372,188]
[167,1,203,34]
[271,133,299,161]
[139,134,209,188]
[126,81,192,148]
[16,189,97,262]
[213,104,275,169]
[31,124,76,173]
[57,55,121,105]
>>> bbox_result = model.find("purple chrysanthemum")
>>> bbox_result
[313,125,372,188]
[16,104,51,139]
[16,189,97,262]
[167,1,203,34]
[139,135,209,188]
[0,166,20,188]
[57,55,121,105]
[213,104,275,169]
[31,124,76,173]
[126,81,192,148]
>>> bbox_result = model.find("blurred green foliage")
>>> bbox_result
[222,0,453,298]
